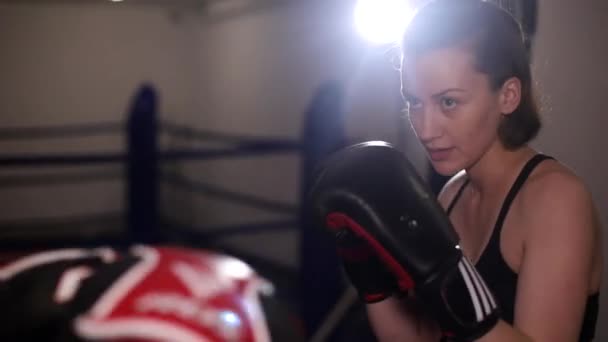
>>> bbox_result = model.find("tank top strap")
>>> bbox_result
[492,154,554,234]
[446,178,470,216]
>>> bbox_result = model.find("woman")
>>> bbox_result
[367,1,602,341]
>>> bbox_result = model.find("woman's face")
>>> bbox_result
[401,47,505,176]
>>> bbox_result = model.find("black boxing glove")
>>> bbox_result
[310,141,499,341]
[334,228,400,303]
[0,248,119,341]
[1,246,301,342]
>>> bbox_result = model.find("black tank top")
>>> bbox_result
[446,154,599,341]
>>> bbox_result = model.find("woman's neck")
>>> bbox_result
[465,142,536,199]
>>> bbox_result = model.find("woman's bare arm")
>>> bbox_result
[477,172,599,342]
[367,295,442,342]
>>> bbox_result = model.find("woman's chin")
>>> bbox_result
[430,160,460,177]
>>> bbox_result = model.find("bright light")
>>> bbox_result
[217,257,253,279]
[110,0,124,3]
[354,0,412,45]
[220,310,241,326]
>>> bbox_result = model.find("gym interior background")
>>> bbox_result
[0,0,606,340]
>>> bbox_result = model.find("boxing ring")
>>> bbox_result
[0,82,355,339]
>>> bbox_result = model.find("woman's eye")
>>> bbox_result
[441,97,458,109]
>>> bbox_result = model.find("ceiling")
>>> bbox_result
[0,0,300,19]
[0,0,212,10]
[0,0,205,4]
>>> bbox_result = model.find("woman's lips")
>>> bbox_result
[427,147,454,161]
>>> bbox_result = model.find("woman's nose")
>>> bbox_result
[412,110,442,144]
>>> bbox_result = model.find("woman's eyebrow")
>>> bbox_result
[431,88,467,99]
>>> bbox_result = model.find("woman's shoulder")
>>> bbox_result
[519,158,592,210]
[515,157,598,237]
[437,170,468,210]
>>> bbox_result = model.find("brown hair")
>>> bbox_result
[401,0,541,149]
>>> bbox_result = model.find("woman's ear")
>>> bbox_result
[499,77,522,115]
